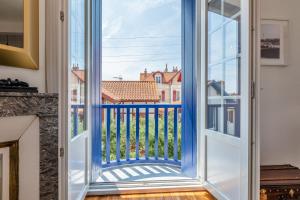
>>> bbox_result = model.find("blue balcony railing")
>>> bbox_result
[71,104,85,138]
[72,104,182,168]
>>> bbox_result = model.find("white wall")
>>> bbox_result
[0,0,46,93]
[19,117,40,200]
[260,0,300,168]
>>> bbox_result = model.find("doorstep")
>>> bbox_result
[88,179,204,196]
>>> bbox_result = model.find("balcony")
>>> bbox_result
[72,104,190,182]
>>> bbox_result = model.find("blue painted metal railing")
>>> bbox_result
[71,104,85,138]
[101,104,182,168]
[72,104,182,168]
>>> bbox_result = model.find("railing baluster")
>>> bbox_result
[73,106,78,137]
[154,107,159,160]
[116,107,121,162]
[164,108,168,160]
[174,108,178,161]
[126,108,130,161]
[99,104,182,168]
[136,108,140,160]
[145,107,149,160]
[106,108,111,164]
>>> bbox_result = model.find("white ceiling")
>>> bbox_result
[0,0,23,22]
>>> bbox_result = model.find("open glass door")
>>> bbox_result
[89,0,200,186]
[68,0,90,199]
[200,0,251,199]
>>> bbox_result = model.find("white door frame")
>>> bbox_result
[56,0,262,198]
[199,0,254,199]
[60,0,91,199]
[252,0,262,199]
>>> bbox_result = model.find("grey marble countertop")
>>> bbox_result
[0,92,58,97]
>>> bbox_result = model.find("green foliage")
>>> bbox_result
[101,110,182,162]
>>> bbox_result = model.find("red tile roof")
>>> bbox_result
[72,70,85,82]
[102,81,160,103]
[72,69,160,103]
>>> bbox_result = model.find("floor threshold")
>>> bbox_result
[87,179,204,196]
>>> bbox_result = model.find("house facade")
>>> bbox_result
[207,80,240,137]
[140,66,182,104]
[71,67,85,104]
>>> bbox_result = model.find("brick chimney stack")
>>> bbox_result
[72,64,79,70]
[165,64,168,72]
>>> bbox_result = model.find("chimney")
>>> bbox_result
[165,64,168,72]
[72,64,79,70]
[144,68,148,75]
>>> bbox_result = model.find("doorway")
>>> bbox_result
[90,0,199,185]
[66,0,254,199]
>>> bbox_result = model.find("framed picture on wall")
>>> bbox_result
[261,19,289,66]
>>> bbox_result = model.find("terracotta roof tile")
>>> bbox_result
[72,70,161,103]
[72,70,85,82]
[102,81,160,102]
[163,71,178,82]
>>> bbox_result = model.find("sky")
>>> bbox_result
[70,0,239,94]
[102,0,182,80]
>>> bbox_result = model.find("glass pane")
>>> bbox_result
[224,59,239,95]
[70,0,87,138]
[207,0,241,137]
[208,29,223,64]
[223,0,240,18]
[225,19,239,58]
[208,0,223,32]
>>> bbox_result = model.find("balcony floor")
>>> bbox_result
[96,164,192,183]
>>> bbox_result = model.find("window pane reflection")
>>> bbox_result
[207,0,241,137]
[70,0,87,138]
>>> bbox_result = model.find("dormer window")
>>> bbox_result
[155,74,162,84]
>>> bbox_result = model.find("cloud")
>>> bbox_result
[102,16,124,39]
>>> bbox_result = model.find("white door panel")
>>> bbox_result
[206,134,240,199]
[68,0,89,199]
[200,0,251,199]
[69,135,87,200]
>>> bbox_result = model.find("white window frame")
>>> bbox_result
[155,74,162,84]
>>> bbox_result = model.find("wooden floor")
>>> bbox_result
[86,191,216,200]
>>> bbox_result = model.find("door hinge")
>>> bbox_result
[60,11,65,22]
[59,147,64,157]
[251,81,256,99]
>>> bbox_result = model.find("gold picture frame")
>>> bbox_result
[0,0,39,69]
